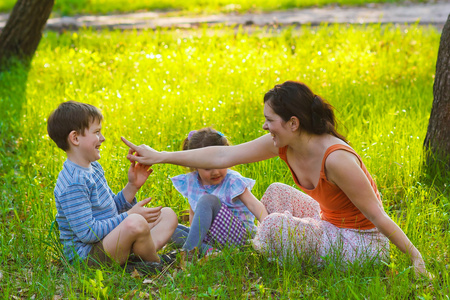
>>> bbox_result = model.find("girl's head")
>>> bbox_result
[182,127,229,150]
[263,81,347,142]
[182,127,229,186]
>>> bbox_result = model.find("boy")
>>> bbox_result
[47,101,177,271]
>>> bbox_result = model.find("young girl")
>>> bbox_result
[170,127,268,256]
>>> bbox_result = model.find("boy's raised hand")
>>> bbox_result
[121,137,160,166]
[128,197,162,223]
[128,160,153,190]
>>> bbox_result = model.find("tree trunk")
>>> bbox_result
[424,14,450,169]
[0,0,54,68]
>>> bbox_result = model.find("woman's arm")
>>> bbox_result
[121,134,278,169]
[238,188,268,222]
[325,150,429,277]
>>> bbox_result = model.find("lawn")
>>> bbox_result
[0,0,434,16]
[0,23,448,298]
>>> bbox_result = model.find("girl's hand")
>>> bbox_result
[122,137,161,166]
[128,160,153,190]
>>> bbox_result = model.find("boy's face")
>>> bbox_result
[77,119,105,164]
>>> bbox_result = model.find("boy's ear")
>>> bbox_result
[68,130,80,146]
[289,116,300,131]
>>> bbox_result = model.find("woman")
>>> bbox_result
[122,81,428,276]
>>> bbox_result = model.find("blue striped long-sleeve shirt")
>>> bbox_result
[54,159,137,262]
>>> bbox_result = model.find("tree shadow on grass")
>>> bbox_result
[422,152,450,198]
[0,59,28,216]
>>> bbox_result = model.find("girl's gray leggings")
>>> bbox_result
[170,194,222,253]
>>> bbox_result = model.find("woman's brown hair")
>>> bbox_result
[264,81,347,142]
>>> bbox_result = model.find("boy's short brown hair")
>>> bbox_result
[47,101,103,151]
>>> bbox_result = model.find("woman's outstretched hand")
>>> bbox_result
[121,137,161,166]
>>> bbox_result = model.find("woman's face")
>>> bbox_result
[262,102,290,147]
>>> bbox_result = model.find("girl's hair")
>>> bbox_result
[264,81,347,142]
[182,127,229,150]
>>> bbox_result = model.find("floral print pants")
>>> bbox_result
[252,183,389,265]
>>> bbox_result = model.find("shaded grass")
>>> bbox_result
[0,24,448,298]
[0,0,434,16]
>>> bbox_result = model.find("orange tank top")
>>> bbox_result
[279,144,381,230]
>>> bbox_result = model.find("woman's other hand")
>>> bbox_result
[412,256,434,280]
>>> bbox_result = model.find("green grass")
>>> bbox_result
[0,0,433,16]
[0,24,448,298]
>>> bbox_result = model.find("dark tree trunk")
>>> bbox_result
[0,0,54,68]
[424,14,450,169]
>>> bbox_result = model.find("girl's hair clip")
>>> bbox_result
[216,131,224,137]
[187,130,197,140]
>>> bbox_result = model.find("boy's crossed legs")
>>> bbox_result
[100,207,177,265]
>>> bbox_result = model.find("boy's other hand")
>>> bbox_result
[121,137,160,166]
[128,197,162,223]
[128,160,153,190]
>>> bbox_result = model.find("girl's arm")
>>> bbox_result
[239,188,268,222]
[325,150,429,277]
[122,134,278,169]
[189,206,194,225]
